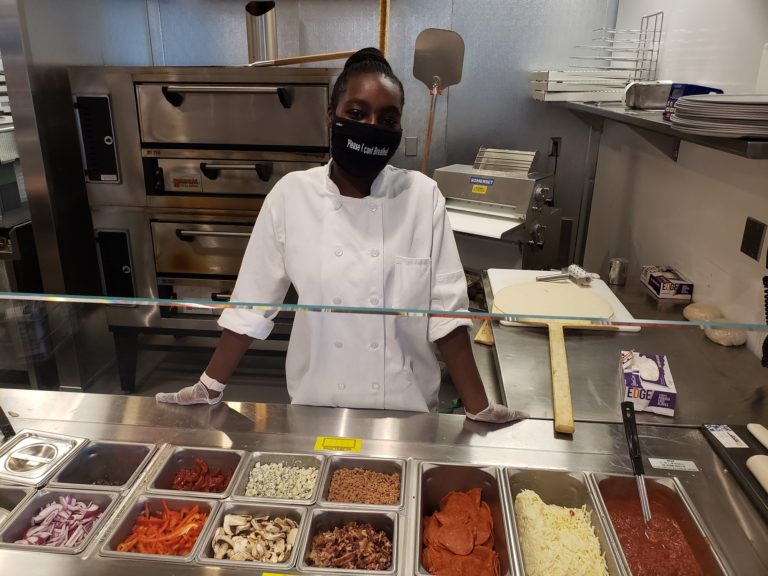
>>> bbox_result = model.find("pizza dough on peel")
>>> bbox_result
[492,282,614,320]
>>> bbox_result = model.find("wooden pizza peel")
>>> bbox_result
[492,281,615,434]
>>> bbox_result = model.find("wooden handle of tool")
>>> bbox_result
[548,323,575,434]
[378,0,390,55]
[250,51,355,67]
[420,91,438,174]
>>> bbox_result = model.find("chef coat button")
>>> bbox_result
[372,381,380,390]
[332,297,342,305]
[370,249,379,257]
[333,200,342,210]
[338,382,346,390]
[370,342,379,350]
[369,204,377,212]
[334,247,343,257]
[334,341,343,349]
[370,296,380,305]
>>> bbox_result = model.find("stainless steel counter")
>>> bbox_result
[487,278,768,427]
[0,389,766,574]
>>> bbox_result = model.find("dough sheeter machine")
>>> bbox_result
[434,148,562,270]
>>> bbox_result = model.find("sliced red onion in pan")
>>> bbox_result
[15,496,103,548]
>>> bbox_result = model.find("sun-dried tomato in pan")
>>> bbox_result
[170,458,232,493]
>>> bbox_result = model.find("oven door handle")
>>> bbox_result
[161,85,293,108]
[175,229,252,242]
[199,162,274,182]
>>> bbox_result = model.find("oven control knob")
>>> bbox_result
[121,265,131,274]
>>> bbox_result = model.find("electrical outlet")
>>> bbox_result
[549,137,562,157]
[404,136,418,157]
[741,217,766,261]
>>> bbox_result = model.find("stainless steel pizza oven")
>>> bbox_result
[68,66,337,391]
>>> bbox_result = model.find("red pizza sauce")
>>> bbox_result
[603,495,703,576]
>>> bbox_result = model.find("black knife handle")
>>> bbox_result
[621,401,645,476]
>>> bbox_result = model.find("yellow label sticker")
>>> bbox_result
[314,436,362,452]
[263,573,295,576]
[471,184,487,195]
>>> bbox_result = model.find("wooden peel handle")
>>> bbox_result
[548,323,575,434]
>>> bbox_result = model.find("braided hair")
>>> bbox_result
[330,47,405,110]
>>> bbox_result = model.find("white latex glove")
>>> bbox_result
[155,373,225,406]
[465,402,529,424]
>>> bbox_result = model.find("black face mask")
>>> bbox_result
[330,116,402,178]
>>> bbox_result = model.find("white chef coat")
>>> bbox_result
[218,162,472,412]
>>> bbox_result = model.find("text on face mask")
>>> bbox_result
[346,138,389,156]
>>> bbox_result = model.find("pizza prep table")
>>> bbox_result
[483,275,768,426]
[0,389,766,574]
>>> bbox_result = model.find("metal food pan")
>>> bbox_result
[0,488,118,555]
[318,455,405,510]
[0,429,88,487]
[197,501,306,570]
[416,462,513,576]
[298,508,398,574]
[100,494,218,563]
[505,468,626,576]
[0,485,35,530]
[49,440,156,492]
[231,451,324,505]
[591,473,730,576]
[147,446,245,499]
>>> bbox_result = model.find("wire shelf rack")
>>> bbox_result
[571,11,664,82]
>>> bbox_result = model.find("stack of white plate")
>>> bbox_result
[670,94,768,138]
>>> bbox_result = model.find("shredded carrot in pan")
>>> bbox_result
[116,501,208,556]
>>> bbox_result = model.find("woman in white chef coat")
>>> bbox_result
[157,48,526,423]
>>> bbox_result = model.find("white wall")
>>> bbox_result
[617,0,768,92]
[584,122,768,356]
[586,1,768,358]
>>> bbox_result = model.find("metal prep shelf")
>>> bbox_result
[558,101,768,160]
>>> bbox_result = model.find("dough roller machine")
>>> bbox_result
[433,148,562,270]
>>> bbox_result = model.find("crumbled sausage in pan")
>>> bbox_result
[327,468,400,505]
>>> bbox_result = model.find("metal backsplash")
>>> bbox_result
[447,0,618,258]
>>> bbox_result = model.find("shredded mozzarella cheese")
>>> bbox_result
[514,489,609,576]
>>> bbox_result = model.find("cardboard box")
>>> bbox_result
[620,350,677,417]
[640,266,694,301]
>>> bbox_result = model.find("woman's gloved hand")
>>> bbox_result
[465,402,529,424]
[155,373,225,406]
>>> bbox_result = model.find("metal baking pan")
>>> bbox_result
[0,485,35,530]
[591,473,730,576]
[231,451,324,505]
[100,494,217,563]
[298,508,398,574]
[416,462,514,576]
[49,440,156,492]
[0,488,118,555]
[505,468,626,576]
[197,501,306,570]
[147,446,245,499]
[318,455,405,510]
[0,429,87,487]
